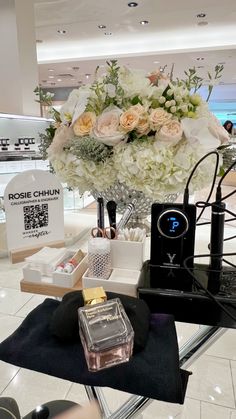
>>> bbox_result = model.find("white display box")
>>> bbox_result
[82,267,141,297]
[23,252,87,288]
[110,238,145,270]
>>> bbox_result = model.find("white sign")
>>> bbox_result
[4,170,64,251]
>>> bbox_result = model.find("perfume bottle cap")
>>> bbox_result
[82,287,107,305]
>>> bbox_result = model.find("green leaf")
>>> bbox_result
[131,96,142,105]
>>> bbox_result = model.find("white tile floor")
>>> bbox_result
[0,186,236,418]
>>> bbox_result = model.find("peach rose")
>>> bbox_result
[149,108,172,131]
[130,103,146,115]
[156,120,183,146]
[92,107,125,146]
[136,116,150,135]
[120,109,140,132]
[73,112,96,136]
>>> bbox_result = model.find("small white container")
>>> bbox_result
[82,267,140,297]
[23,252,87,288]
[110,238,145,270]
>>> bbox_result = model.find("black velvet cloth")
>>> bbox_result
[50,291,151,354]
[0,299,190,404]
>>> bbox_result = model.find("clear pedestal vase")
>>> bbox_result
[92,183,179,235]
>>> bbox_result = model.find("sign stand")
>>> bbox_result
[4,170,65,263]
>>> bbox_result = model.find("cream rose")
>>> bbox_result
[73,112,96,136]
[149,108,172,130]
[156,120,183,146]
[120,109,140,132]
[92,107,125,146]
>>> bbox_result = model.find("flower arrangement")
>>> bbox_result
[44,61,229,201]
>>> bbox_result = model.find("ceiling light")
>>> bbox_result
[153,60,160,64]
[104,32,112,35]
[196,13,206,18]
[48,69,54,72]
[49,76,54,79]
[57,78,62,82]
[57,30,67,34]
[72,66,80,71]
[196,57,204,61]
[36,39,43,43]
[197,21,208,26]
[128,2,138,7]
[50,82,56,86]
[85,74,91,79]
[98,24,106,29]
[140,20,149,25]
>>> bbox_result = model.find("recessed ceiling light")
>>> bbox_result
[57,30,67,34]
[153,60,160,64]
[98,24,106,29]
[196,13,206,18]
[49,76,54,79]
[104,32,112,36]
[48,69,54,72]
[128,2,138,7]
[197,21,208,26]
[140,20,149,25]
[72,66,80,71]
[196,57,205,61]
[36,39,43,43]
[50,82,56,85]
[57,78,62,82]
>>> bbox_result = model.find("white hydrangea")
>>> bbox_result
[113,138,218,200]
[51,151,117,194]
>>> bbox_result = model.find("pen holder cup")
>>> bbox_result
[87,237,112,279]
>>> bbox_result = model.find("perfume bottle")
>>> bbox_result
[78,287,134,372]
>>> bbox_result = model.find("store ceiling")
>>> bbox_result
[34,0,236,92]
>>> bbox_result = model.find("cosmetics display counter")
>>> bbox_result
[15,225,236,418]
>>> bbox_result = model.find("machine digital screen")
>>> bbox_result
[157,209,189,238]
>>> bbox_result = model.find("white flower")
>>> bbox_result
[106,83,116,98]
[47,125,73,157]
[118,67,155,98]
[181,117,221,151]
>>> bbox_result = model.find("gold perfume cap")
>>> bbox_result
[82,287,107,305]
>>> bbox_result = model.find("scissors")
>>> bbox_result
[91,226,117,239]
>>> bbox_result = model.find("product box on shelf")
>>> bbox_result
[23,250,87,288]
[82,238,145,297]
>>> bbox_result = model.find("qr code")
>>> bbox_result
[23,204,49,230]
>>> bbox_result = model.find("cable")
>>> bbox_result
[221,188,236,202]
[224,234,236,242]
[183,252,236,322]
[183,151,219,207]
[223,258,236,269]
[0,407,18,419]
